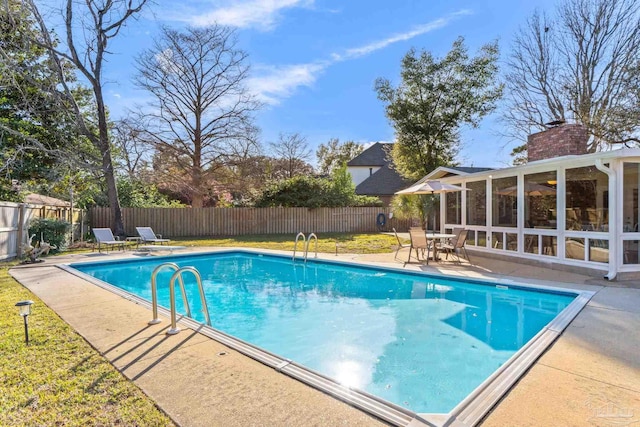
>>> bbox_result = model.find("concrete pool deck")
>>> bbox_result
[8,247,640,426]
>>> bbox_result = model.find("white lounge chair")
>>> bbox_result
[136,227,171,245]
[92,228,125,253]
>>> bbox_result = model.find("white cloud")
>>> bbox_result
[247,62,328,104]
[334,9,473,61]
[187,0,314,30]
[247,9,473,105]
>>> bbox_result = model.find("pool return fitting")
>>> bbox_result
[149,262,211,335]
[292,232,318,262]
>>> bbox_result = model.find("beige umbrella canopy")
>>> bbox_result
[395,181,468,230]
[395,180,467,195]
[495,182,556,197]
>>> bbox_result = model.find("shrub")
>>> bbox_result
[27,218,71,252]
[254,164,382,208]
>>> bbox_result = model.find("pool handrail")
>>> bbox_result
[293,232,306,260]
[167,266,211,335]
[304,233,318,262]
[149,262,189,325]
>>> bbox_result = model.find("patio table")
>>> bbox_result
[424,233,456,260]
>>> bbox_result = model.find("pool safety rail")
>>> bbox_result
[292,232,318,262]
[149,262,211,335]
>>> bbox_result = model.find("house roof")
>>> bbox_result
[436,147,640,184]
[422,166,495,180]
[346,142,391,167]
[449,166,494,174]
[355,164,411,196]
[25,193,71,207]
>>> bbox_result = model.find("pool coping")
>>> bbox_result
[58,249,595,427]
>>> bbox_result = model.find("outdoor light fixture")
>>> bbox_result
[15,300,34,345]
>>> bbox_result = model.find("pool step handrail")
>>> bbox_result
[167,267,211,335]
[149,262,189,325]
[293,232,306,260]
[304,233,318,262]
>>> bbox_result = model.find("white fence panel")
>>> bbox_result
[0,202,23,260]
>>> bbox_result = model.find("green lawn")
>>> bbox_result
[65,232,403,255]
[0,233,401,425]
[0,265,174,426]
[171,232,402,254]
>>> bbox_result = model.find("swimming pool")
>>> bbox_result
[66,250,588,423]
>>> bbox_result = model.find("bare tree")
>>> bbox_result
[217,125,266,198]
[11,0,148,235]
[269,132,313,178]
[134,25,260,208]
[112,118,151,179]
[504,0,640,153]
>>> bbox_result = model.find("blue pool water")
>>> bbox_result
[71,251,575,413]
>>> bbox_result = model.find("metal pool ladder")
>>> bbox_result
[292,232,317,262]
[149,262,211,335]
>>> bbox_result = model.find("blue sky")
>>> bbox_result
[102,0,559,168]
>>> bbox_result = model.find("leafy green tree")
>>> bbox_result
[0,180,22,202]
[316,138,364,175]
[375,37,502,180]
[390,194,438,229]
[0,1,96,196]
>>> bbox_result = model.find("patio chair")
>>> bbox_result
[448,227,464,245]
[136,227,171,245]
[440,229,470,264]
[392,228,410,260]
[407,229,434,264]
[92,228,126,253]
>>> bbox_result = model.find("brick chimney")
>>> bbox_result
[527,123,588,162]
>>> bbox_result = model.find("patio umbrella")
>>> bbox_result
[395,180,467,195]
[495,182,556,197]
[395,181,468,229]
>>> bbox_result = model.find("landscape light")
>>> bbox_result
[15,300,34,345]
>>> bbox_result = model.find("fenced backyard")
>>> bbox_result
[90,206,412,237]
[0,201,86,260]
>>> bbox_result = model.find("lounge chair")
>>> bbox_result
[136,227,171,245]
[92,228,126,253]
[392,228,410,260]
[440,229,470,263]
[407,229,434,264]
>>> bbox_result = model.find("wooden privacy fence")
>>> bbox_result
[90,207,412,237]
[0,201,86,260]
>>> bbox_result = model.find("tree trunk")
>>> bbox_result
[192,194,204,208]
[95,88,124,236]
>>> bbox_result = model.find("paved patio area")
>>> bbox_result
[9,247,640,426]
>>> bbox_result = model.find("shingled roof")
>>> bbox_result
[355,164,411,196]
[346,142,391,167]
[25,193,71,207]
